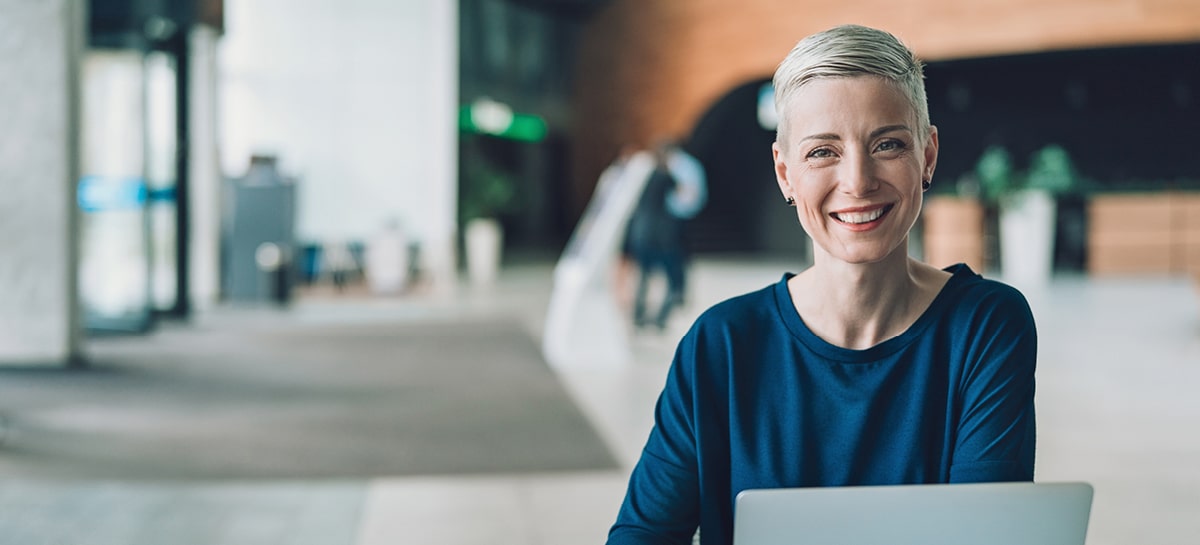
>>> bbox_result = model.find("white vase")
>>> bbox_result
[465,217,503,287]
[364,226,409,295]
[999,189,1056,287]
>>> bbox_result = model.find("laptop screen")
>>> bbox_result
[734,481,1093,545]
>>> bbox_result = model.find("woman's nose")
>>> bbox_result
[837,150,879,197]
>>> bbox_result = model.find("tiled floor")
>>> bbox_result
[0,481,364,545]
[3,257,1198,544]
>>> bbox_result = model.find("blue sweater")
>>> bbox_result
[608,264,1037,545]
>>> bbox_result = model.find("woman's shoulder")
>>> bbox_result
[939,264,1035,323]
[688,274,789,334]
[671,276,791,378]
[943,263,1027,298]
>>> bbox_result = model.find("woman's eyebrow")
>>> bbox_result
[798,133,839,143]
[870,124,912,138]
[799,125,912,143]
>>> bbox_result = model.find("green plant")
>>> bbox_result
[459,159,517,224]
[1025,144,1077,194]
[975,145,1017,204]
[975,144,1078,205]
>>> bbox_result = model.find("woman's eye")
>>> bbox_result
[806,148,835,159]
[876,139,906,153]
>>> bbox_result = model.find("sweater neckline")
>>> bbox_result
[772,263,975,363]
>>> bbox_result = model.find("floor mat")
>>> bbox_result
[0,316,618,479]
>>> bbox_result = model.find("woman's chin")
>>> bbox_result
[823,242,909,266]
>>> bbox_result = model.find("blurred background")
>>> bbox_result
[1,1,1198,544]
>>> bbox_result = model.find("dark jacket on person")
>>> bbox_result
[626,166,684,256]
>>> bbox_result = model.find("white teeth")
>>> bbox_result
[835,208,886,224]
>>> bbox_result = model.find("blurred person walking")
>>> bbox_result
[624,139,707,330]
[599,145,654,312]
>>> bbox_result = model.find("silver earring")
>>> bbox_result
[786,196,796,206]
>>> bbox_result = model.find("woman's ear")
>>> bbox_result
[772,141,793,200]
[923,126,940,180]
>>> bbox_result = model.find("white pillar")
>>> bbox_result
[0,0,84,365]
[189,25,222,310]
[426,0,460,294]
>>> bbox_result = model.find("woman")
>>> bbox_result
[606,24,1036,545]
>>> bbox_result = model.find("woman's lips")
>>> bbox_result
[830,203,894,226]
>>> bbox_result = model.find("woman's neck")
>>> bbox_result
[789,248,949,350]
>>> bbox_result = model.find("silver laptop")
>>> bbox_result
[734,482,1093,545]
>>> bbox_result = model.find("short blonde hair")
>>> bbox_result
[773,24,930,143]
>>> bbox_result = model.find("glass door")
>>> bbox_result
[78,49,153,333]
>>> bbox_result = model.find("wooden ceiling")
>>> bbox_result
[569,0,1200,212]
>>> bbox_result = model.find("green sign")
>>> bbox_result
[458,100,547,142]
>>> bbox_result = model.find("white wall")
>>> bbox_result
[0,0,82,364]
[218,0,458,282]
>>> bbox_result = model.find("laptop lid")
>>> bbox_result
[734,481,1093,545]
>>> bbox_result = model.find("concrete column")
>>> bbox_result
[428,0,460,294]
[0,0,84,365]
[189,25,221,311]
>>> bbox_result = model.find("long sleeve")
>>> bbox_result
[608,342,703,545]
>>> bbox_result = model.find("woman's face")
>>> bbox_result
[772,76,938,265]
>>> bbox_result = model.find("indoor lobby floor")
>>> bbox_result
[356,258,1200,545]
[1,257,1198,545]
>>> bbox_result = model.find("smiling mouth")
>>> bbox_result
[831,204,894,225]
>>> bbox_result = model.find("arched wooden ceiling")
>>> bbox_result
[570,0,1200,212]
